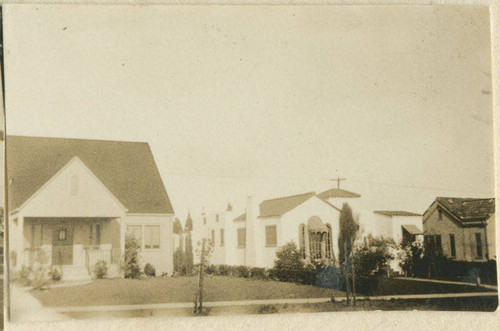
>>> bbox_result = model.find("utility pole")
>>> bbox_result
[330,177,346,189]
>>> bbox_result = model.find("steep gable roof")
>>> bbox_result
[434,197,495,223]
[317,188,361,199]
[7,135,174,214]
[374,210,422,217]
[259,192,316,218]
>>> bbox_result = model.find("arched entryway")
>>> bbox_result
[299,216,334,261]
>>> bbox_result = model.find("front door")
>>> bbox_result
[52,224,74,265]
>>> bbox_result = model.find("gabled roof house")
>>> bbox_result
[7,136,175,280]
[423,197,495,261]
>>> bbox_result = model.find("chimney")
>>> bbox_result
[245,196,258,266]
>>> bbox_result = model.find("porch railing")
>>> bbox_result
[85,248,121,274]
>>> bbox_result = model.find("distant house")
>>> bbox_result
[7,136,175,280]
[195,192,341,268]
[372,211,423,244]
[422,197,495,262]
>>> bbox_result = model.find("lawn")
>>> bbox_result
[31,276,345,307]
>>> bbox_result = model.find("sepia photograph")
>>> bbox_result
[1,3,498,326]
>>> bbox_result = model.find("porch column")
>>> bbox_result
[18,216,24,268]
[120,217,126,258]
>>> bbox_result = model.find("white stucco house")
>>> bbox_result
[195,192,341,268]
[371,211,423,244]
[7,135,175,280]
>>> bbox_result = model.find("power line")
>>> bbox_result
[163,171,493,196]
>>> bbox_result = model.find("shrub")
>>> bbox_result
[270,242,309,284]
[124,233,141,279]
[315,264,343,289]
[18,250,52,288]
[235,265,250,278]
[217,264,231,276]
[173,247,186,276]
[49,267,62,282]
[352,243,392,278]
[144,263,156,277]
[250,267,267,280]
[205,264,217,275]
[93,260,108,279]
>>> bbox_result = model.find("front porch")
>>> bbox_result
[20,217,124,280]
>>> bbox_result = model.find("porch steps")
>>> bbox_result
[61,266,91,281]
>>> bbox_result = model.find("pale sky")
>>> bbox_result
[3,5,494,225]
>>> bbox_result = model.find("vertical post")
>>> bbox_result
[196,238,206,314]
[119,218,125,275]
[18,216,24,268]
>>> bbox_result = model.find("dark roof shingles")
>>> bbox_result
[259,192,315,217]
[436,197,495,222]
[7,135,174,214]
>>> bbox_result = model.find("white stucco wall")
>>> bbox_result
[372,213,393,239]
[124,214,174,276]
[18,157,127,218]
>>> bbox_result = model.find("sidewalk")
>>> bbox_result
[51,291,498,314]
[9,284,69,323]
[394,276,499,291]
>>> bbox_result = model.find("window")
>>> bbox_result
[58,228,67,241]
[309,232,324,259]
[265,225,277,247]
[203,217,207,225]
[220,229,224,246]
[211,229,215,245]
[71,175,78,196]
[325,224,333,259]
[145,225,160,249]
[216,214,219,222]
[237,228,246,248]
[435,235,442,254]
[90,223,101,248]
[438,210,442,221]
[475,233,482,258]
[127,225,142,247]
[424,235,442,256]
[449,234,456,258]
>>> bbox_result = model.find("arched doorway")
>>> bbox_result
[299,216,334,260]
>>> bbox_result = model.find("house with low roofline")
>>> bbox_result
[7,135,175,280]
[195,191,340,268]
[422,197,495,262]
[372,210,423,244]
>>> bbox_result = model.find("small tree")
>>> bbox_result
[338,203,359,305]
[173,218,183,235]
[124,233,141,279]
[184,213,194,275]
